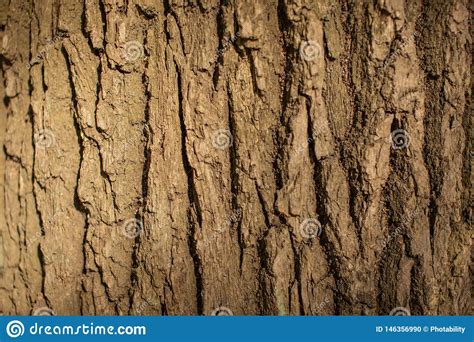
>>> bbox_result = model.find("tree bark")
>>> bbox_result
[0,0,471,315]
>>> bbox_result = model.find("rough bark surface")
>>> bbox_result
[0,0,472,315]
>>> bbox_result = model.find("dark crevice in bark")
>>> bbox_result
[283,95,308,316]
[255,176,278,314]
[175,61,204,315]
[163,0,186,56]
[32,0,41,52]
[303,94,342,315]
[256,184,271,229]
[27,14,48,302]
[212,0,227,89]
[417,1,451,259]
[129,31,152,313]
[41,64,47,93]
[22,8,38,304]
[61,55,87,210]
[343,1,367,257]
[275,0,304,314]
[52,0,60,36]
[92,63,119,215]
[36,247,49,308]
[245,50,262,98]
[424,105,443,258]
[255,183,272,314]
[287,280,294,314]
[288,233,304,315]
[61,46,94,313]
[377,161,397,313]
[160,300,168,315]
[140,51,152,217]
[274,0,293,193]
[135,4,158,20]
[408,257,423,315]
[81,0,102,54]
[378,187,402,313]
[226,84,243,272]
[256,231,270,315]
[162,0,172,44]
[346,164,365,253]
[28,104,48,305]
[27,0,35,73]
[97,0,108,46]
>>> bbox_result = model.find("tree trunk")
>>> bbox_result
[0,0,471,316]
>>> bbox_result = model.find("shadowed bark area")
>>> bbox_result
[0,0,471,315]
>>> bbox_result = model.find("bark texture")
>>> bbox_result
[0,0,472,315]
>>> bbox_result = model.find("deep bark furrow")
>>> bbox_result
[175,61,204,315]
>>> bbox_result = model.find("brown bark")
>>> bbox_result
[0,0,472,315]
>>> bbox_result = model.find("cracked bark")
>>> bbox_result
[0,0,471,315]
